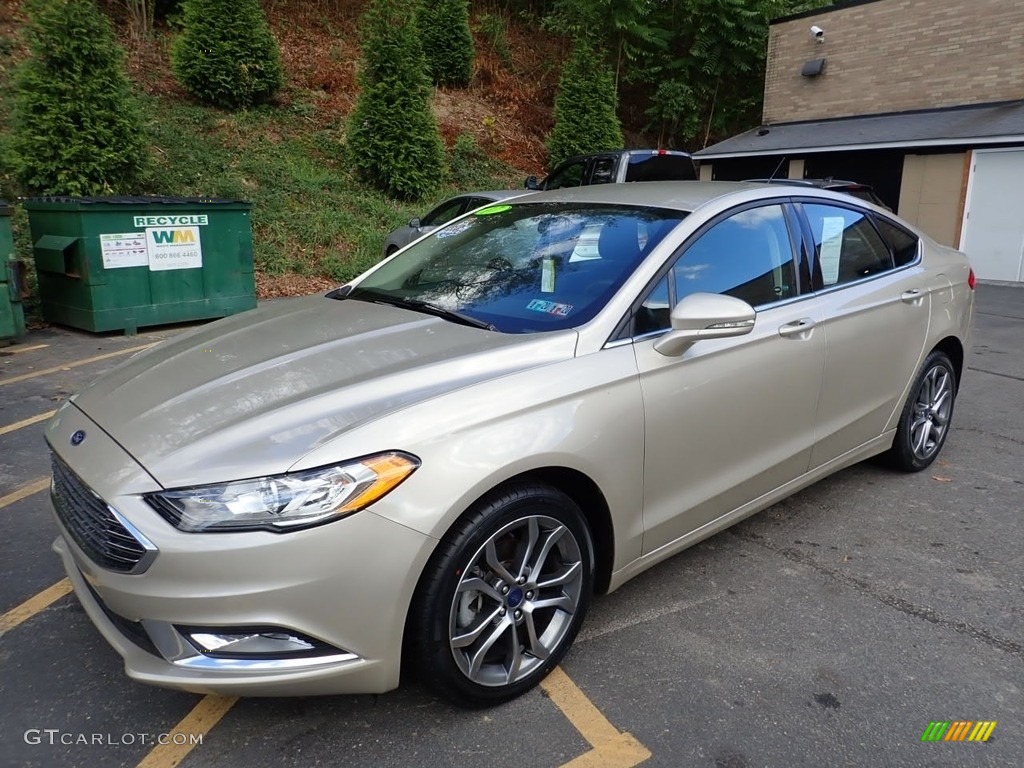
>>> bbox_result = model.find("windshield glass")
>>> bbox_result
[350,202,687,333]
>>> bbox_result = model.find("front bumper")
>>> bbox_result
[48,404,437,697]
[53,499,435,697]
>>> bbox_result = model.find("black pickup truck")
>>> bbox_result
[526,149,697,191]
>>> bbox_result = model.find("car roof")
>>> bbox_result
[510,180,805,213]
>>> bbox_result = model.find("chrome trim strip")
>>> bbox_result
[142,619,359,672]
[107,506,159,575]
[172,652,360,671]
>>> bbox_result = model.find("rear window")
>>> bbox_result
[624,154,696,182]
[874,217,920,266]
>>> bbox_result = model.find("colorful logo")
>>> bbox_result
[150,228,197,245]
[920,721,997,742]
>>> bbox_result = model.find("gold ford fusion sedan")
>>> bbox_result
[46,182,974,706]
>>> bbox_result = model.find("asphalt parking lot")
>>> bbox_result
[1,283,1020,768]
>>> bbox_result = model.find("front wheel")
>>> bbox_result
[885,350,958,472]
[408,484,594,707]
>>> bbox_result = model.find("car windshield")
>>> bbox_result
[349,202,687,333]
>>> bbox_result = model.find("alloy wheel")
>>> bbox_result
[910,364,953,460]
[448,515,584,687]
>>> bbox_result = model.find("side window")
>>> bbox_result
[874,217,920,267]
[588,157,617,185]
[544,161,586,190]
[804,204,894,287]
[421,198,467,228]
[633,205,797,335]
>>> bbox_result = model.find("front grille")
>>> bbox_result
[51,455,149,573]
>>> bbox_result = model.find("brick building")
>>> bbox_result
[694,0,1024,283]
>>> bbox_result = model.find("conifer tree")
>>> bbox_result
[547,43,623,167]
[172,0,284,108]
[347,0,446,199]
[420,0,475,87]
[11,0,147,195]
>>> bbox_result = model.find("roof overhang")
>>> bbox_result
[694,100,1024,160]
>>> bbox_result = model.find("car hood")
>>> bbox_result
[72,296,578,488]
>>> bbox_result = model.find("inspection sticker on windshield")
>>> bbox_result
[526,299,573,317]
[475,204,512,216]
[435,219,476,239]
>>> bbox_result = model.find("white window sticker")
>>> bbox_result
[819,217,845,285]
[146,226,203,271]
[541,257,556,292]
[99,233,148,269]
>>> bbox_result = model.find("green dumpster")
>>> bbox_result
[0,200,27,342]
[23,196,256,334]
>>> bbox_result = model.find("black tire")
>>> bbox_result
[407,483,594,707]
[885,350,958,472]
[385,245,399,257]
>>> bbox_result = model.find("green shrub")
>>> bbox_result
[10,0,147,196]
[419,0,474,87]
[546,43,623,167]
[171,0,283,108]
[346,0,446,200]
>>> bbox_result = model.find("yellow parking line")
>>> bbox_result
[542,666,651,768]
[0,578,72,637]
[0,476,50,510]
[0,410,56,437]
[7,343,50,354]
[0,342,159,387]
[135,695,238,768]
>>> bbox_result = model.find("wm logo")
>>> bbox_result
[921,721,997,742]
[151,229,197,245]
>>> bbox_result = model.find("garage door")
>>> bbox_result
[960,149,1024,282]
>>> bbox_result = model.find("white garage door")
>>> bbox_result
[960,149,1024,282]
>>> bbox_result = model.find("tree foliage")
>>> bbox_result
[547,42,623,167]
[546,0,829,149]
[420,0,475,87]
[171,0,283,108]
[346,0,446,200]
[10,0,147,195]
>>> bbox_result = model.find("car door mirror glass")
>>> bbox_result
[409,217,421,229]
[654,292,756,357]
[525,176,540,190]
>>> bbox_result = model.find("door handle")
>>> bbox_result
[901,289,924,304]
[778,318,817,338]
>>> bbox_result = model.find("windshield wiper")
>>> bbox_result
[351,290,496,331]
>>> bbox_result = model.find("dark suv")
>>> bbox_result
[527,149,697,191]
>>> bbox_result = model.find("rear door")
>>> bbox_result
[797,201,932,468]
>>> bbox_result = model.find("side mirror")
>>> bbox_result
[409,217,421,229]
[525,176,541,190]
[653,292,756,357]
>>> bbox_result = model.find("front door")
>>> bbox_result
[633,203,826,554]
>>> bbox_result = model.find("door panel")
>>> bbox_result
[632,202,824,554]
[801,203,932,467]
[635,299,826,553]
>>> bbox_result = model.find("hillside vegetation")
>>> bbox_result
[0,0,826,301]
[0,0,558,299]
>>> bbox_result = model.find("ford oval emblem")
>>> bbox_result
[70,430,86,446]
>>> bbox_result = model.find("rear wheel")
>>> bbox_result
[408,484,594,707]
[885,350,957,472]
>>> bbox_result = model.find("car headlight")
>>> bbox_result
[145,452,419,533]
